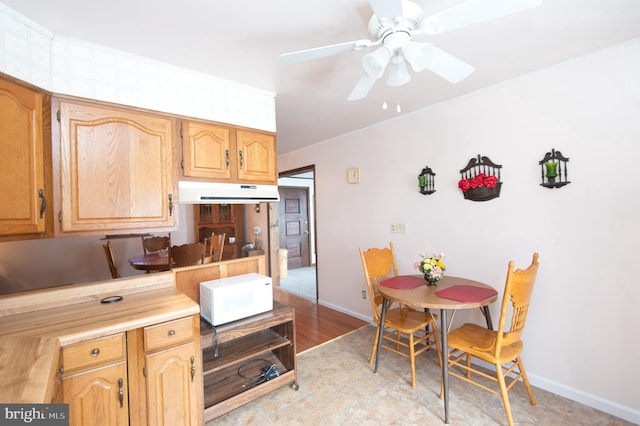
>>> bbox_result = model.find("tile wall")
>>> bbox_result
[0,2,275,132]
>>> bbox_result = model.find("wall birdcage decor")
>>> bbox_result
[458,154,503,201]
[418,166,436,195]
[539,148,570,188]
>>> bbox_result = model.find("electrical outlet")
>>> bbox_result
[362,290,367,299]
[390,222,407,233]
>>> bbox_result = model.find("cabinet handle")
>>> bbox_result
[118,378,124,408]
[190,355,195,383]
[238,150,244,169]
[91,348,100,357]
[168,329,175,337]
[225,149,230,170]
[38,189,46,219]
[168,193,173,216]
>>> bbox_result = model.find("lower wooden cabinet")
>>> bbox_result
[62,362,129,426]
[145,342,200,425]
[60,333,128,426]
[58,315,202,425]
[143,316,203,426]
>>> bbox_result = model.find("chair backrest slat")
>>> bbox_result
[359,243,398,322]
[102,241,120,279]
[495,253,539,355]
[171,243,205,268]
[141,235,171,255]
[210,233,226,262]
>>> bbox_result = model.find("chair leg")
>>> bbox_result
[432,324,443,368]
[516,357,537,406]
[409,333,416,388]
[369,325,381,364]
[495,362,514,426]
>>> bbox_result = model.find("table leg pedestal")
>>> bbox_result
[480,306,494,330]
[441,308,449,424]
[373,298,390,373]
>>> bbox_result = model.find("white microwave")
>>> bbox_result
[199,273,273,326]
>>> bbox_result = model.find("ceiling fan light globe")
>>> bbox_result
[387,56,411,87]
[362,47,392,78]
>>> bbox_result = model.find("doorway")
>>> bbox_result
[276,166,317,301]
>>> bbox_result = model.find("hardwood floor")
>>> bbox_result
[273,287,369,353]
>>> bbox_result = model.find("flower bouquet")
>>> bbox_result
[415,252,446,286]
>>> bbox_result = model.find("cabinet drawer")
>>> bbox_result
[145,316,195,352]
[62,333,125,375]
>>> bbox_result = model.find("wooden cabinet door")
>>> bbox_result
[182,121,232,180]
[58,100,175,234]
[0,78,45,236]
[145,341,203,426]
[236,130,277,184]
[63,362,129,426]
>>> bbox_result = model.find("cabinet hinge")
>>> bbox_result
[56,110,60,122]
[143,365,146,378]
[181,159,184,170]
[179,126,183,139]
[57,211,62,223]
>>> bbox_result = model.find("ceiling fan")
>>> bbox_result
[281,0,542,101]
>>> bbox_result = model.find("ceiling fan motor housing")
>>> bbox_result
[367,0,424,43]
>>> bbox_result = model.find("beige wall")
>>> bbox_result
[278,38,640,423]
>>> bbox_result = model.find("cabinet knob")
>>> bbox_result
[168,330,176,337]
[91,348,100,357]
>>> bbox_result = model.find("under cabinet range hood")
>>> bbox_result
[178,181,280,204]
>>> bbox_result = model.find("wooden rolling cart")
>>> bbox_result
[200,302,298,421]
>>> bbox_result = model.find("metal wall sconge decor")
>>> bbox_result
[418,166,436,195]
[458,154,503,201]
[539,148,570,188]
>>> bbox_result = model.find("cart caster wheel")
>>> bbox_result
[291,383,299,391]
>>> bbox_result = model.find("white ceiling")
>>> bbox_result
[4,0,640,155]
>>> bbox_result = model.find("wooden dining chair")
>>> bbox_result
[445,253,540,426]
[359,242,441,388]
[171,243,206,268]
[141,234,171,255]
[102,241,120,279]
[209,232,226,262]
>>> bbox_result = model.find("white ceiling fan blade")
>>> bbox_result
[347,74,378,101]
[280,39,374,64]
[368,0,404,21]
[403,42,474,83]
[420,0,543,35]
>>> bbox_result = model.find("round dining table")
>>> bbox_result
[128,252,172,272]
[375,275,498,425]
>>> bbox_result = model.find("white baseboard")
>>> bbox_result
[318,298,640,424]
[317,299,373,325]
[527,373,640,424]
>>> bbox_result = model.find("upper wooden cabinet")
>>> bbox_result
[181,120,276,185]
[236,129,277,183]
[55,99,176,235]
[0,78,46,237]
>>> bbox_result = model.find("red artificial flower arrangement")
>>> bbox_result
[458,173,499,192]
